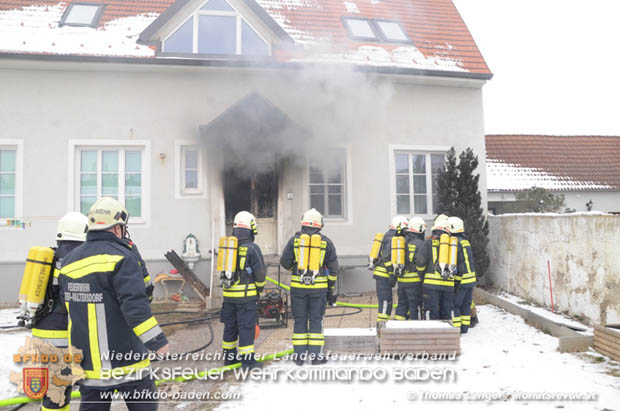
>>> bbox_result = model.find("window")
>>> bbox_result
[60,3,104,27]
[76,148,144,218]
[343,17,377,40]
[182,146,202,194]
[0,149,16,218]
[163,0,270,56]
[375,20,409,42]
[342,18,410,43]
[395,152,445,216]
[309,149,347,218]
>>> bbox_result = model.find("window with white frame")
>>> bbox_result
[0,149,17,218]
[76,148,144,218]
[395,152,445,215]
[309,149,347,218]
[181,146,202,194]
[163,0,270,56]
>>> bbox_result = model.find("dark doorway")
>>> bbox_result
[223,153,277,225]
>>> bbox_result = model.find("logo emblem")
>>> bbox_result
[23,368,48,400]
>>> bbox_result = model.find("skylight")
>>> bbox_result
[343,18,377,40]
[60,3,104,27]
[375,21,408,42]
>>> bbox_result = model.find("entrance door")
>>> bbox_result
[223,152,278,255]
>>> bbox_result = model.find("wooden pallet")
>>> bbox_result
[594,325,620,361]
[379,320,460,355]
[164,250,210,301]
[324,328,377,354]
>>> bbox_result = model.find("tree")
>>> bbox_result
[436,147,490,279]
[515,187,566,213]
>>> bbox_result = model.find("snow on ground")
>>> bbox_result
[0,309,30,399]
[217,305,620,410]
[497,291,593,333]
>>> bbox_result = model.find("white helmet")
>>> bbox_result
[432,214,450,232]
[390,215,409,233]
[234,211,257,235]
[301,208,323,229]
[448,216,465,234]
[88,197,129,231]
[57,212,88,242]
[408,216,427,234]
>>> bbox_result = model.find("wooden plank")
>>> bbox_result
[380,349,460,355]
[380,339,459,347]
[381,334,459,340]
[165,250,210,300]
[593,340,620,358]
[593,344,620,362]
[381,328,459,335]
[594,325,620,340]
[593,331,620,348]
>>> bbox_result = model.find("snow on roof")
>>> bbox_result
[0,0,491,76]
[486,135,620,192]
[0,2,157,57]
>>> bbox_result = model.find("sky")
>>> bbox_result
[452,0,620,136]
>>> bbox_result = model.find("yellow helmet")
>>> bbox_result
[301,208,323,229]
[407,216,427,234]
[234,211,258,235]
[57,212,88,242]
[87,197,129,231]
[448,216,465,234]
[390,215,409,232]
[432,214,450,232]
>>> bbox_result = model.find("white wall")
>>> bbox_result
[488,191,620,214]
[487,214,620,324]
[0,59,487,302]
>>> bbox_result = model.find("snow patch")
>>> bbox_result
[343,1,360,13]
[487,159,614,192]
[0,3,158,57]
[324,328,376,336]
[0,309,30,399]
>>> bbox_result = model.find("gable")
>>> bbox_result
[142,0,282,56]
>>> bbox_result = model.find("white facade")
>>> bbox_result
[0,58,487,302]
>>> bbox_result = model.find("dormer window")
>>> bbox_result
[342,17,410,44]
[163,0,269,56]
[60,3,104,27]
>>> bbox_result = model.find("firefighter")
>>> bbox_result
[30,212,88,411]
[280,208,339,366]
[220,211,266,369]
[124,236,154,302]
[394,216,426,321]
[372,216,408,323]
[415,214,455,322]
[448,216,477,333]
[58,197,168,411]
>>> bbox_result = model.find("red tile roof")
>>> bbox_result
[486,135,620,192]
[0,0,490,76]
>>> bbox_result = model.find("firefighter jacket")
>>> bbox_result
[32,240,82,347]
[58,231,168,388]
[280,226,339,294]
[222,228,266,304]
[372,229,401,280]
[398,232,425,287]
[453,233,477,288]
[415,230,455,290]
[125,240,154,301]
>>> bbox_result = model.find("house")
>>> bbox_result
[0,0,491,303]
[486,135,620,214]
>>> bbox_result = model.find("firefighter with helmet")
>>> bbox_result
[448,216,477,333]
[372,215,408,323]
[394,216,426,321]
[280,208,339,365]
[59,197,168,411]
[31,212,88,411]
[415,214,455,321]
[220,211,266,369]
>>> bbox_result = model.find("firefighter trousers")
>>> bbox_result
[220,300,257,366]
[395,284,423,320]
[79,377,157,411]
[454,286,474,333]
[423,286,454,322]
[375,278,393,322]
[291,291,326,358]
